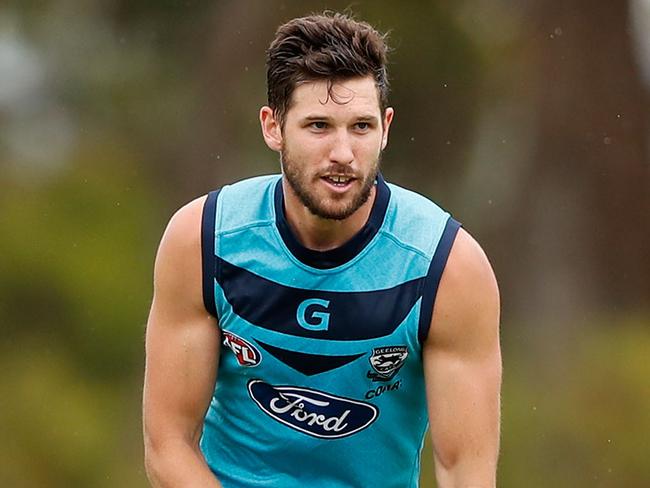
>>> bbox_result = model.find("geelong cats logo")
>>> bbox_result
[247,380,378,439]
[367,346,408,382]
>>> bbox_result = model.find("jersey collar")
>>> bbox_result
[274,174,390,269]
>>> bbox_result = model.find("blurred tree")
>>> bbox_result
[507,0,650,323]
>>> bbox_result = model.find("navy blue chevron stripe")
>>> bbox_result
[254,339,365,376]
[217,257,424,340]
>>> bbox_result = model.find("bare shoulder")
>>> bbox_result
[153,195,209,311]
[159,195,208,252]
[439,228,498,300]
[427,227,500,354]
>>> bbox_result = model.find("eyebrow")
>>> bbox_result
[302,114,380,123]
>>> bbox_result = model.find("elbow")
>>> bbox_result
[433,445,498,488]
[143,430,205,484]
[433,444,460,474]
[143,433,164,484]
[143,430,176,484]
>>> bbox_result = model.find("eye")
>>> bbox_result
[355,122,370,131]
[310,121,328,130]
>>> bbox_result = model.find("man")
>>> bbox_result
[143,12,501,488]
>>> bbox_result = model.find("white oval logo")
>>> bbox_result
[247,380,378,439]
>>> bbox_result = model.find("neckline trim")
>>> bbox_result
[274,174,391,269]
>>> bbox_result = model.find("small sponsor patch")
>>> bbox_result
[248,380,378,439]
[367,346,408,382]
[222,331,261,367]
[365,380,402,399]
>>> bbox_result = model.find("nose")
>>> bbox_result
[328,129,354,165]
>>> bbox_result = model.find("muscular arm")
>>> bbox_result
[423,228,502,488]
[143,196,223,487]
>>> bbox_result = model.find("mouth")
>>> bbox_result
[320,174,357,191]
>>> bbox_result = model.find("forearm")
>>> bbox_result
[145,438,222,488]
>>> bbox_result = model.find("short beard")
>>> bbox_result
[281,151,379,221]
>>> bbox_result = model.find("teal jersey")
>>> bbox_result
[199,174,460,488]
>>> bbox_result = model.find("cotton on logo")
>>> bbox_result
[222,332,261,367]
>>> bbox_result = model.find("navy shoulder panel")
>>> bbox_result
[417,217,462,344]
[201,190,221,318]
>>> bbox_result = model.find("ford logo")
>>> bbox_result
[247,380,379,439]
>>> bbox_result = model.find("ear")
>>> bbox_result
[380,107,395,151]
[260,106,283,152]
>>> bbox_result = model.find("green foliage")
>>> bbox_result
[499,319,650,487]
[417,319,650,487]
[1,142,162,380]
[1,140,159,486]
[0,340,146,487]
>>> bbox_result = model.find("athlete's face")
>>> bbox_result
[261,76,394,220]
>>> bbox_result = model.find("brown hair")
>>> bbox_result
[266,12,390,125]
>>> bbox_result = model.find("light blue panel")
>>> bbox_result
[218,226,432,292]
[217,174,279,233]
[384,182,451,256]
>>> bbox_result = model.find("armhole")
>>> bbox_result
[418,217,462,344]
[201,189,221,318]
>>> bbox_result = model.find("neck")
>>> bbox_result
[282,179,376,251]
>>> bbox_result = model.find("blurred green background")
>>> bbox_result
[1,1,648,486]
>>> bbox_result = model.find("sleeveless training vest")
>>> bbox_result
[200,174,460,488]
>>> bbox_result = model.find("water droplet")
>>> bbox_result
[532,405,537,411]
[554,27,563,36]
[488,199,493,205]
[410,137,415,142]
[603,136,612,145]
